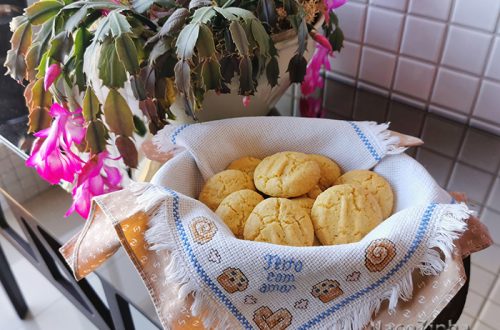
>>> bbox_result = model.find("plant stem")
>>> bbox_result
[222,0,236,8]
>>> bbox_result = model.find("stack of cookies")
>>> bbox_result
[198,151,394,247]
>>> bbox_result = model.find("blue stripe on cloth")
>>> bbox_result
[170,124,190,145]
[348,121,382,162]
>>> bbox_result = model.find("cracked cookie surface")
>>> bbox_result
[227,156,262,177]
[216,189,264,238]
[308,154,342,190]
[311,184,383,245]
[199,170,255,211]
[243,198,314,246]
[254,151,321,198]
[334,170,394,219]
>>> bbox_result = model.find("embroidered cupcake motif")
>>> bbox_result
[365,238,396,272]
[190,217,217,244]
[253,306,292,330]
[311,279,343,303]
[217,267,249,293]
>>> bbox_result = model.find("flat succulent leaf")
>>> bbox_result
[25,43,41,81]
[213,7,237,20]
[130,76,147,101]
[250,19,270,56]
[108,10,132,37]
[330,12,339,26]
[29,79,53,110]
[65,6,88,31]
[174,60,191,95]
[149,39,169,64]
[225,7,256,19]
[287,54,307,83]
[94,16,111,42]
[115,34,140,74]
[85,120,108,154]
[239,56,254,94]
[4,50,27,83]
[65,1,124,10]
[220,56,236,83]
[10,21,32,56]
[26,1,63,25]
[329,27,344,52]
[196,24,216,58]
[28,107,52,133]
[133,115,147,136]
[189,0,212,10]
[158,8,189,37]
[132,0,155,13]
[116,136,138,168]
[98,41,127,88]
[83,87,101,121]
[48,31,73,62]
[229,21,249,56]
[297,19,307,56]
[266,56,279,87]
[74,27,91,60]
[104,89,135,137]
[257,0,277,28]
[201,59,222,90]
[191,6,216,24]
[175,23,200,60]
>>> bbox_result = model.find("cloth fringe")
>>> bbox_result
[138,179,471,330]
[369,122,408,155]
[152,126,180,153]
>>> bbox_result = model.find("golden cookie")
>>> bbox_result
[306,185,323,199]
[308,154,342,190]
[215,190,264,238]
[291,197,315,214]
[254,151,321,198]
[243,198,314,246]
[227,156,261,177]
[311,184,383,245]
[334,170,394,218]
[199,170,254,211]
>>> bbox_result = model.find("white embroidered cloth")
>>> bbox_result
[138,117,472,330]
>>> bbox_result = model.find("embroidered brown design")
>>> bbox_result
[217,267,249,293]
[244,295,257,304]
[311,279,343,303]
[190,217,217,244]
[294,299,308,310]
[253,306,292,330]
[365,238,396,272]
[346,271,361,282]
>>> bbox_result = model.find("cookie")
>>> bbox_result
[291,197,315,214]
[227,156,261,177]
[311,279,343,303]
[215,190,264,238]
[311,184,383,245]
[244,198,314,246]
[199,169,255,211]
[217,267,249,293]
[334,170,394,218]
[308,154,342,190]
[306,185,323,199]
[254,151,321,198]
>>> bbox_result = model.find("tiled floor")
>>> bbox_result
[0,82,499,329]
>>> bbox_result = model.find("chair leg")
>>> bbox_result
[0,241,28,319]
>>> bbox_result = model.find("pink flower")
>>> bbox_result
[44,63,61,91]
[310,31,332,53]
[242,96,251,107]
[26,104,85,184]
[301,44,331,96]
[300,96,325,118]
[66,152,122,218]
[326,0,347,11]
[101,0,121,16]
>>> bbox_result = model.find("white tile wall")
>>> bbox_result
[331,0,500,135]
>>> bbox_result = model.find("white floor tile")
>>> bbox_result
[470,265,496,297]
[464,290,485,317]
[478,300,500,329]
[16,297,98,330]
[474,321,495,330]
[490,277,500,305]
[472,244,500,274]
[0,286,25,330]
[9,259,63,317]
[456,312,475,329]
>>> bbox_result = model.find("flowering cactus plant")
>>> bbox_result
[4,0,344,217]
